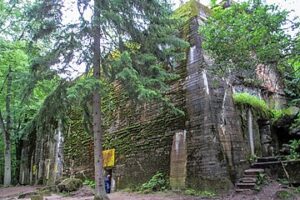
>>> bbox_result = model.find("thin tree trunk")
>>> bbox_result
[93,1,108,199]
[0,110,7,184]
[4,67,12,186]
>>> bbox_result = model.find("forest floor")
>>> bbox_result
[1,181,300,200]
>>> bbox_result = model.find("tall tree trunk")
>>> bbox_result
[92,1,108,200]
[4,67,12,186]
[15,139,22,184]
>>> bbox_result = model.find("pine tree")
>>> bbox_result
[26,0,187,199]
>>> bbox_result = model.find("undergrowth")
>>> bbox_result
[83,179,95,188]
[138,171,169,193]
[286,139,300,160]
[233,92,271,118]
[184,188,216,198]
[233,92,298,123]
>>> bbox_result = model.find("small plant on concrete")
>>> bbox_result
[233,92,271,118]
[248,154,258,163]
[139,171,169,193]
[254,172,269,191]
[287,139,300,160]
[256,172,268,185]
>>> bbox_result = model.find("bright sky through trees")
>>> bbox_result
[60,0,299,79]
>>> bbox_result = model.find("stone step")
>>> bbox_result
[235,188,253,193]
[244,168,264,176]
[239,177,257,183]
[256,156,282,163]
[236,182,255,189]
[243,174,257,178]
[251,161,280,168]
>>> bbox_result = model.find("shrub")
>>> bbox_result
[256,172,268,185]
[287,139,300,160]
[291,114,300,129]
[83,179,96,188]
[139,172,169,193]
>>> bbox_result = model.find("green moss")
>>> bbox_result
[233,92,271,118]
[173,0,210,21]
[234,93,299,126]
[172,0,199,21]
[172,0,211,41]
[271,107,300,126]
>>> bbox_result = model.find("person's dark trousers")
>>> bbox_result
[105,180,111,193]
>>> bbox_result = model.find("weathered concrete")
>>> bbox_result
[18,0,290,193]
[170,130,187,190]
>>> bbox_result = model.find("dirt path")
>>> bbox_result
[0,186,40,199]
[1,181,300,200]
[43,192,205,200]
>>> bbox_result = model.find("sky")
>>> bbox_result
[61,0,300,78]
[63,0,300,24]
[171,0,300,19]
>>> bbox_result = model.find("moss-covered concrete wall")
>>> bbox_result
[103,70,187,188]
[63,0,283,192]
[18,0,290,192]
[63,1,250,192]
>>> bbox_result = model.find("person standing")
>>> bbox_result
[105,174,111,193]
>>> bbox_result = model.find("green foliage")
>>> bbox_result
[172,0,210,40]
[276,190,295,200]
[233,92,271,118]
[0,39,51,184]
[291,114,300,130]
[172,0,201,21]
[277,178,290,185]
[294,187,300,194]
[139,172,169,193]
[233,92,297,122]
[256,172,268,185]
[0,0,29,38]
[286,139,300,160]
[200,0,298,77]
[184,188,216,198]
[271,107,297,122]
[248,154,258,163]
[284,63,300,105]
[271,109,286,121]
[83,179,96,188]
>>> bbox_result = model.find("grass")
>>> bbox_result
[232,92,299,123]
[233,92,271,118]
[184,188,216,198]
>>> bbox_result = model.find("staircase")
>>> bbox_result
[235,168,264,192]
[235,157,281,192]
